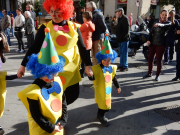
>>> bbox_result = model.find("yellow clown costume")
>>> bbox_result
[18,29,66,135]
[92,65,117,110]
[41,21,81,91]
[91,35,118,110]
[0,71,7,117]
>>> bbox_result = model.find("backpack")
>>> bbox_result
[0,31,10,52]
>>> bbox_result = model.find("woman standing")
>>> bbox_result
[17,0,93,105]
[164,10,179,65]
[13,8,25,53]
[143,10,171,81]
[24,11,36,48]
[10,13,14,37]
[110,15,118,34]
[80,11,95,77]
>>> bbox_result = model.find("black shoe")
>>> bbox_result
[118,66,123,69]
[97,114,109,127]
[120,68,128,72]
[143,74,152,79]
[0,126,5,135]
[0,54,6,63]
[172,77,179,81]
[155,76,160,81]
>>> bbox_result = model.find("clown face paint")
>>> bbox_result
[102,58,111,67]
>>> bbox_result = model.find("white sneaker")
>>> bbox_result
[19,50,25,53]
[164,62,168,65]
[15,49,20,52]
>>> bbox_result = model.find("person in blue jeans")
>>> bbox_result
[10,13,15,37]
[1,10,11,46]
[115,8,130,72]
[164,10,179,65]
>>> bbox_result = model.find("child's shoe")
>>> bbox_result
[97,114,109,127]
[0,126,5,135]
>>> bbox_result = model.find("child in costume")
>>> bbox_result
[0,37,17,135]
[18,28,67,135]
[90,34,121,127]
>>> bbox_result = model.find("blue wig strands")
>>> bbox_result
[26,53,65,79]
[96,50,118,63]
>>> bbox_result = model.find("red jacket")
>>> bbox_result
[80,21,95,50]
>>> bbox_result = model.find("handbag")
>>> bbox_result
[15,26,23,31]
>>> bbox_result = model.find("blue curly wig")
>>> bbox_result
[96,50,118,63]
[26,53,65,79]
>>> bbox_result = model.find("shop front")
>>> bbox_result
[117,0,127,15]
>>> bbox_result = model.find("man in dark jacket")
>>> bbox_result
[86,1,107,65]
[116,8,130,71]
[1,10,11,46]
[76,7,85,24]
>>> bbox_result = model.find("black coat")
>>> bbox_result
[76,12,84,24]
[175,25,180,53]
[148,20,171,46]
[116,15,130,43]
[92,9,107,41]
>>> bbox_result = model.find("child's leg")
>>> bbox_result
[97,108,109,127]
[0,126,5,135]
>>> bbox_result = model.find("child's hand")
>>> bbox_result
[53,125,61,133]
[57,122,63,130]
[117,88,121,93]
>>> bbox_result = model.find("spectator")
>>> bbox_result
[70,11,76,22]
[144,16,149,25]
[10,13,15,37]
[24,11,36,49]
[110,15,118,34]
[105,15,109,22]
[76,7,85,24]
[143,10,171,81]
[173,28,180,81]
[128,13,133,27]
[29,4,36,27]
[80,11,95,77]
[164,10,179,65]
[1,10,11,46]
[86,1,107,65]
[147,15,155,30]
[109,16,112,20]
[13,8,25,53]
[26,4,36,26]
[115,8,130,72]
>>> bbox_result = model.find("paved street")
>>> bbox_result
[1,36,180,135]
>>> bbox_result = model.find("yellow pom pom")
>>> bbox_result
[45,28,50,33]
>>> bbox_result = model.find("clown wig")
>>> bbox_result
[26,53,65,79]
[96,50,118,64]
[43,0,74,20]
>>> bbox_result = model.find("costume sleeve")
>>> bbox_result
[112,75,120,89]
[21,24,46,66]
[27,98,55,133]
[6,75,17,80]
[56,93,68,127]
[77,28,92,66]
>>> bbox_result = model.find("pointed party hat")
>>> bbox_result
[38,28,60,65]
[101,34,113,55]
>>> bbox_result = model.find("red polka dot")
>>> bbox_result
[106,99,111,107]
[56,35,67,46]
[102,46,105,50]
[106,50,110,54]
[51,99,62,112]
[105,75,111,83]
[59,76,66,85]
[51,56,58,63]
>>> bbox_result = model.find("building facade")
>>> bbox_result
[99,0,174,23]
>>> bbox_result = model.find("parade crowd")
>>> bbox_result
[0,0,180,135]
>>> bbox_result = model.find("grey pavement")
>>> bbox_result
[0,36,180,135]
